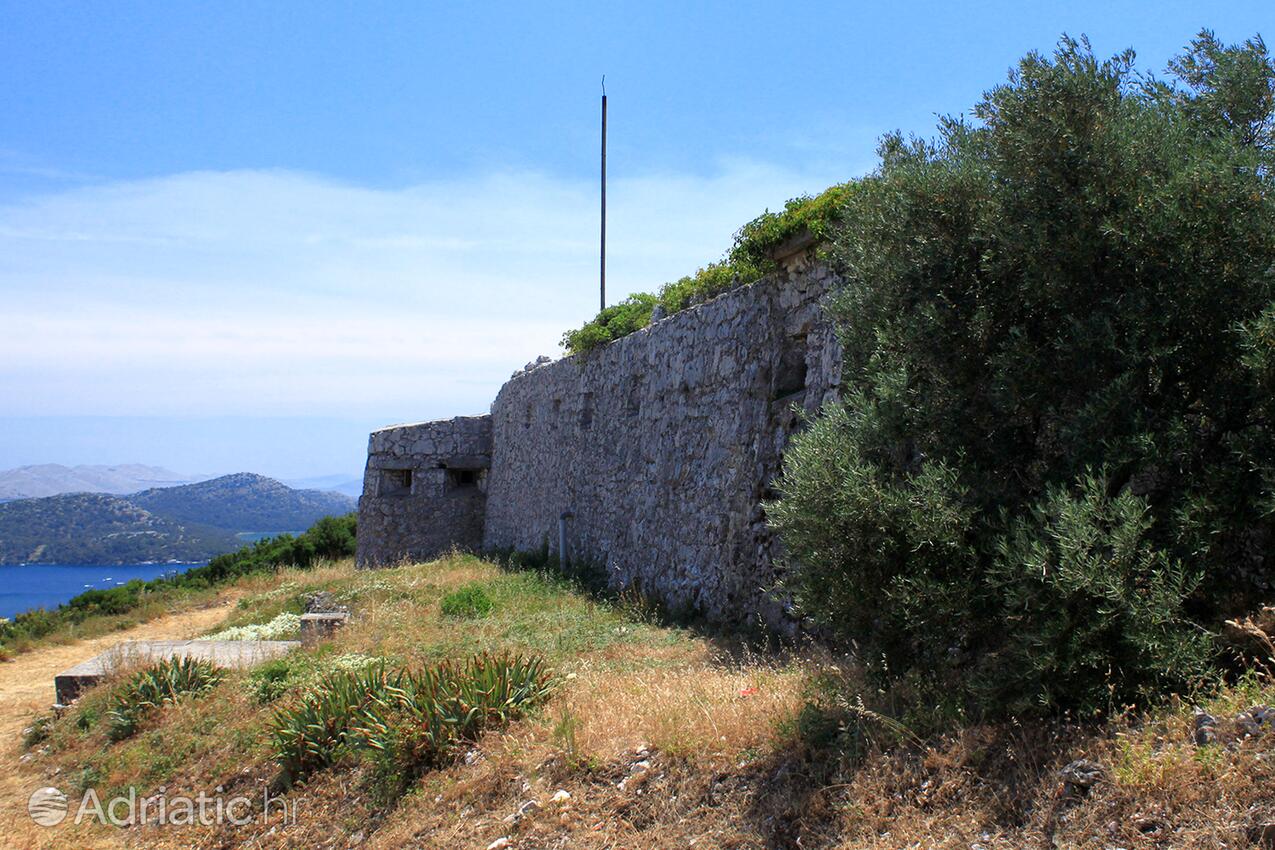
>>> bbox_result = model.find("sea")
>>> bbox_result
[0,563,203,621]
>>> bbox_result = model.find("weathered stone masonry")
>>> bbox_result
[358,257,841,628]
[356,416,491,566]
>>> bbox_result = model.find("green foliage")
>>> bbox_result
[439,583,495,618]
[772,32,1275,717]
[106,656,224,741]
[0,513,357,654]
[560,183,856,355]
[984,475,1212,715]
[23,715,52,750]
[0,493,240,565]
[729,182,858,270]
[250,657,299,704]
[127,472,355,535]
[560,293,656,354]
[269,653,552,791]
[0,474,354,566]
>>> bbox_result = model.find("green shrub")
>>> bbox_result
[729,182,858,270]
[106,656,224,741]
[983,475,1213,715]
[269,653,551,790]
[439,584,494,619]
[22,715,52,750]
[560,183,855,355]
[772,31,1275,718]
[250,657,301,704]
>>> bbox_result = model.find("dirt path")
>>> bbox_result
[0,597,239,849]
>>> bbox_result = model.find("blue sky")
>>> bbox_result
[1,1,1271,479]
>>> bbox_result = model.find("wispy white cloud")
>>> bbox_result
[0,161,845,419]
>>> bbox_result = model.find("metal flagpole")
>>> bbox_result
[600,76,607,312]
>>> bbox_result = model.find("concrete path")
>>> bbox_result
[55,638,299,704]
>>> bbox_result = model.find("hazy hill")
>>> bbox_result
[0,463,203,501]
[129,473,355,532]
[284,473,364,499]
[0,493,239,565]
[0,473,356,565]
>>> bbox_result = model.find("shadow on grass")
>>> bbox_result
[484,545,805,664]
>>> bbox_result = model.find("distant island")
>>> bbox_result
[0,472,356,565]
[0,463,204,501]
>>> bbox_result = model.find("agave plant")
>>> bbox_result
[270,652,552,788]
[106,656,223,741]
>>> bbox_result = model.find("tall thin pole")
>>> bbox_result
[600,77,607,312]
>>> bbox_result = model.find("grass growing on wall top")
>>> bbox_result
[560,181,857,356]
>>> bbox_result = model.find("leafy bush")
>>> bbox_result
[771,32,1275,718]
[439,584,494,618]
[250,657,299,704]
[269,653,551,790]
[729,181,858,270]
[983,475,1213,715]
[560,183,855,355]
[106,656,224,741]
[22,715,52,750]
[560,293,657,354]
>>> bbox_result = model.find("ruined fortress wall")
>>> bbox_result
[356,415,492,567]
[482,264,841,627]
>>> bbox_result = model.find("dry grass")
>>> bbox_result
[8,554,1275,849]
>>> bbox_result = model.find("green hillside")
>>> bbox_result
[129,472,354,532]
[0,473,357,565]
[0,493,239,565]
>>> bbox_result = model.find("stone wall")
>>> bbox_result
[355,415,492,567]
[481,263,841,629]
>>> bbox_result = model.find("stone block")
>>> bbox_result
[53,639,299,706]
[300,612,350,647]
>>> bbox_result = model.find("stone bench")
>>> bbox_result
[53,639,300,706]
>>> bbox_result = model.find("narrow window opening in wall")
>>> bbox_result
[551,398,561,429]
[446,468,478,490]
[580,392,595,430]
[378,468,413,497]
[775,333,809,399]
[625,377,641,418]
[524,403,533,429]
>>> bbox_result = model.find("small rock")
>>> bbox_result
[304,591,349,615]
[550,790,571,804]
[348,830,365,846]
[1193,710,1218,746]
[517,799,540,817]
[1237,711,1263,737]
[487,839,511,850]
[630,759,651,774]
[1059,759,1105,795]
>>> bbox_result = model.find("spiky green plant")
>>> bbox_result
[270,653,551,790]
[106,656,223,741]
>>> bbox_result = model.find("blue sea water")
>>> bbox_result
[0,563,204,621]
